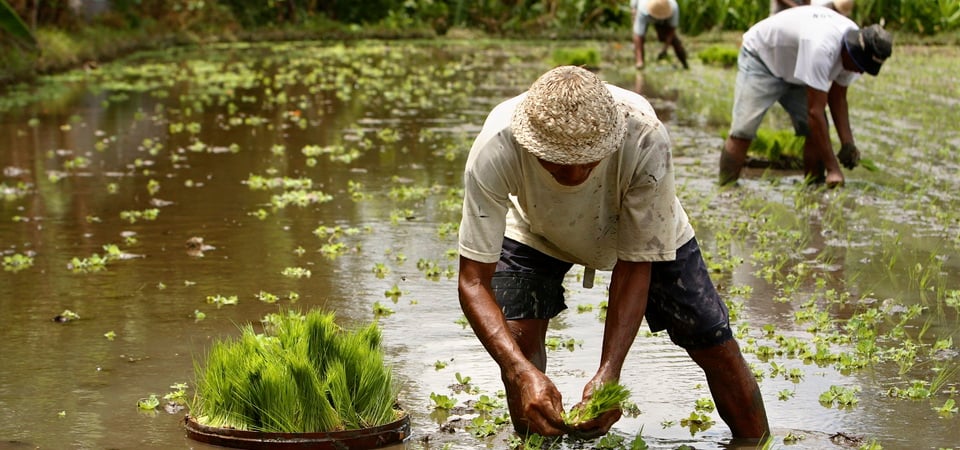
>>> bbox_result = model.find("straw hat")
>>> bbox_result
[833,0,854,17]
[646,0,673,20]
[511,66,627,166]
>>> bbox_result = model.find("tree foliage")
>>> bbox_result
[2,0,959,37]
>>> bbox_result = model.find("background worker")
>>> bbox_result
[719,6,893,187]
[630,0,689,70]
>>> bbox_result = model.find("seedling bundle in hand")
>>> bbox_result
[563,382,631,425]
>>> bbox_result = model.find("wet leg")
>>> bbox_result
[720,136,751,185]
[687,339,770,439]
[672,35,689,69]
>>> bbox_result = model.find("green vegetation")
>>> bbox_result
[697,45,738,68]
[748,129,805,169]
[563,382,631,426]
[3,0,959,85]
[0,0,36,49]
[189,309,402,432]
[551,48,601,70]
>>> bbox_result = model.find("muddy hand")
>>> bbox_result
[507,369,570,436]
[837,142,860,169]
[568,402,621,439]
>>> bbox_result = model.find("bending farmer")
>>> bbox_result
[719,6,893,187]
[457,65,769,439]
[630,0,689,70]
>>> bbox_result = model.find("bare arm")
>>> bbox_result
[457,256,568,435]
[827,82,854,146]
[596,260,651,381]
[805,86,844,183]
[570,259,651,437]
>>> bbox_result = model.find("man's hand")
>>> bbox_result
[506,369,569,436]
[566,378,623,439]
[837,142,860,169]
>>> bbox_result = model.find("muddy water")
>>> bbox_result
[1,40,958,450]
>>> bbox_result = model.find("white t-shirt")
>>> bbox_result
[742,6,860,92]
[458,84,695,270]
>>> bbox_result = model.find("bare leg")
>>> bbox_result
[802,142,826,184]
[672,35,689,69]
[633,34,646,69]
[720,136,752,185]
[502,319,550,434]
[687,339,770,439]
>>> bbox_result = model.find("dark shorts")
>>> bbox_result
[492,237,732,350]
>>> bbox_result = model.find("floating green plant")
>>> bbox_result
[281,267,311,278]
[934,398,957,417]
[679,410,714,434]
[429,392,455,410]
[119,208,160,224]
[372,301,394,317]
[68,253,109,273]
[206,294,238,308]
[189,309,401,432]
[138,394,160,411]
[384,284,403,302]
[819,385,860,409]
[2,253,33,272]
[256,290,279,303]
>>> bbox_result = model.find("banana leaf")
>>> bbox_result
[0,0,38,50]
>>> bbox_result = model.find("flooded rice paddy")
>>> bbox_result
[0,39,958,450]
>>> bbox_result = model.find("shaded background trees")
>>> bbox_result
[5,0,958,35]
[2,0,958,85]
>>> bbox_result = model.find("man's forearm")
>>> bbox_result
[595,260,651,381]
[457,258,534,376]
[827,84,854,145]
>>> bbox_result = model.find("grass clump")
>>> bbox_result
[697,45,739,68]
[551,47,600,70]
[189,309,402,432]
[562,382,631,426]
[748,128,805,169]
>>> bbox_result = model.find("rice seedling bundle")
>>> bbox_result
[189,309,401,433]
[562,382,631,426]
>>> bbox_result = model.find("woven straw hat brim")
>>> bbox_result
[511,67,627,166]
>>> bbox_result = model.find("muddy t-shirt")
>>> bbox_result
[742,6,860,92]
[458,84,695,270]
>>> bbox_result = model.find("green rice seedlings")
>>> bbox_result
[563,382,631,426]
[189,309,401,433]
[697,45,739,68]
